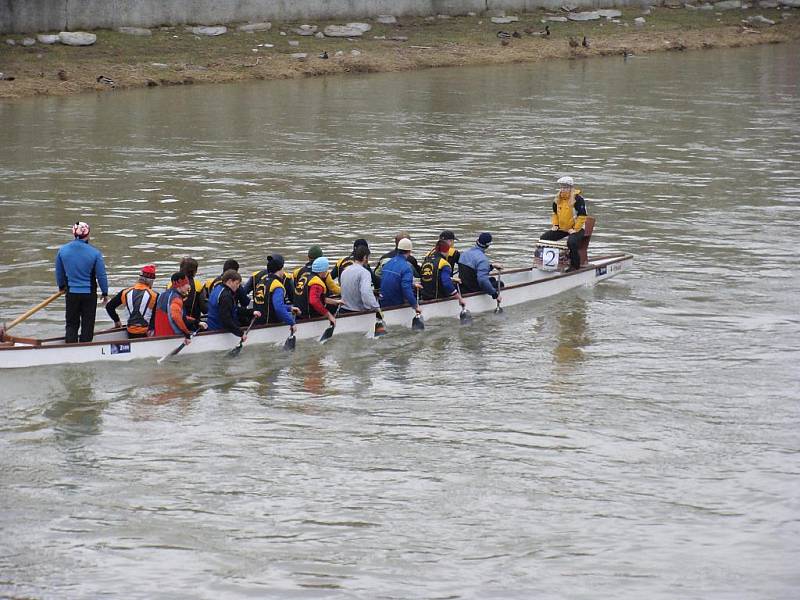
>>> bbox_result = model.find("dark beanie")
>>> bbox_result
[267,254,284,273]
[267,254,285,273]
[353,238,369,251]
[477,232,493,248]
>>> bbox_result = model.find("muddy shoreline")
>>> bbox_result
[1,9,798,101]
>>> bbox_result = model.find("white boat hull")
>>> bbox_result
[0,254,632,369]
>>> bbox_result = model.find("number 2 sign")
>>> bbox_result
[542,247,559,271]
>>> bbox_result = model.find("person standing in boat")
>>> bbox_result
[293,257,341,327]
[105,264,159,338]
[340,245,382,313]
[458,233,502,301]
[538,176,587,272]
[55,221,109,343]
[379,238,423,320]
[154,272,206,341]
[420,237,464,304]
[207,270,259,341]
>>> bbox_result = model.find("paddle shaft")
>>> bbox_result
[3,290,64,332]
[158,328,200,363]
[238,316,258,346]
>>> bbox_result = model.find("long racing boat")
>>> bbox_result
[0,253,632,369]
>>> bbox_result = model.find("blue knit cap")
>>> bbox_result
[311,256,329,273]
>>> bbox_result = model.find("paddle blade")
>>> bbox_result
[283,334,296,352]
[374,319,387,337]
[459,308,473,325]
[227,342,244,357]
[411,314,425,331]
[157,343,184,364]
[495,303,504,314]
[319,324,335,343]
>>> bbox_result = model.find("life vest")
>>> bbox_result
[420,251,450,300]
[426,245,459,270]
[458,263,480,294]
[552,188,587,231]
[203,274,223,298]
[154,288,185,335]
[168,277,204,317]
[332,254,355,283]
[250,269,271,315]
[293,269,326,318]
[207,283,237,331]
[263,274,289,323]
[120,285,158,335]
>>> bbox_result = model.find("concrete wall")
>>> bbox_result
[1,0,644,34]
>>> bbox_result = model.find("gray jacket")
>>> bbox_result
[340,263,381,312]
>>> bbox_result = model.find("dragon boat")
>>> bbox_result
[0,246,632,369]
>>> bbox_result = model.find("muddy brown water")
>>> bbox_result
[0,43,798,598]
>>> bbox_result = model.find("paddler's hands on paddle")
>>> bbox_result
[551,225,559,231]
[568,228,575,234]
[240,312,260,343]
[291,306,302,316]
[326,312,336,327]
[325,297,343,307]
[114,321,122,329]
[101,294,108,306]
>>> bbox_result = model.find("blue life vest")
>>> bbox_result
[207,283,236,331]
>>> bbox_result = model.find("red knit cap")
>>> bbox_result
[140,265,156,279]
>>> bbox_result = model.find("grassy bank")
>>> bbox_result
[1,8,798,100]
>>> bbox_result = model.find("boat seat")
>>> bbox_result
[534,216,595,270]
[578,216,595,266]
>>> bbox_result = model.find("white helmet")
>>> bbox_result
[557,176,574,187]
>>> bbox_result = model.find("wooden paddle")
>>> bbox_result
[1,290,64,336]
[228,316,257,357]
[157,329,200,363]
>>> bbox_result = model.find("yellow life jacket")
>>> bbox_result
[552,188,586,231]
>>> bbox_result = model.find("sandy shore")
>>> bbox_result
[1,8,798,100]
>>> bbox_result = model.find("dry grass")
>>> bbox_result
[1,9,798,100]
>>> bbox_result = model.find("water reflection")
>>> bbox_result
[43,367,104,439]
[553,298,590,367]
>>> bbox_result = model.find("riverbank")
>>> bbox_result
[1,8,798,100]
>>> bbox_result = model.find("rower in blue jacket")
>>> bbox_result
[379,238,422,320]
[458,233,503,301]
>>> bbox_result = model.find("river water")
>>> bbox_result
[1,43,798,598]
